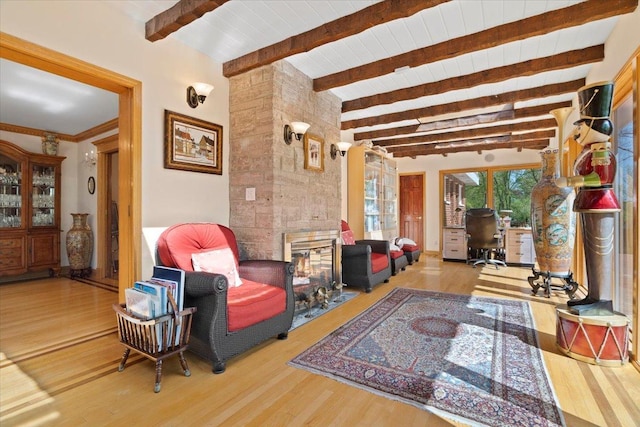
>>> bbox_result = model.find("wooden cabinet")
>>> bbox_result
[505,228,535,265]
[347,146,398,241]
[442,227,467,261]
[0,140,65,277]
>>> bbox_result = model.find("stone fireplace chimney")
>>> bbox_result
[229,61,342,260]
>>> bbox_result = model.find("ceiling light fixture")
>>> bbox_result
[186,82,214,108]
[330,141,352,159]
[283,121,310,145]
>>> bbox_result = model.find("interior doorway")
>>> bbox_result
[399,173,425,250]
[92,135,119,287]
[1,32,141,299]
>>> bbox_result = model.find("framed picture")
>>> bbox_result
[304,133,324,172]
[164,110,223,174]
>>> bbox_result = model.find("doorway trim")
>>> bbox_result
[1,32,142,300]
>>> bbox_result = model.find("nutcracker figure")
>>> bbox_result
[555,81,619,316]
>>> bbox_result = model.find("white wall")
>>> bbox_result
[0,1,231,277]
[587,9,640,83]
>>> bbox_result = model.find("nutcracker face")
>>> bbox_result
[573,121,610,146]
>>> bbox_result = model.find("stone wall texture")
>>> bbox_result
[229,61,342,260]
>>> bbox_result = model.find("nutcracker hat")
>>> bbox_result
[573,81,614,136]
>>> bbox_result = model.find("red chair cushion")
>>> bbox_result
[403,244,420,252]
[390,249,405,259]
[157,223,240,271]
[227,279,286,332]
[370,252,389,273]
[341,220,351,232]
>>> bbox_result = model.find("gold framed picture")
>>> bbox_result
[164,110,223,174]
[304,133,324,172]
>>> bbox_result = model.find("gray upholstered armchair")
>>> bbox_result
[156,223,294,374]
[465,208,506,269]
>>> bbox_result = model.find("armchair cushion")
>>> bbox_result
[158,223,240,271]
[191,248,242,287]
[371,252,389,273]
[390,249,405,259]
[227,279,286,332]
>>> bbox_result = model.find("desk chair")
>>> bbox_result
[465,208,506,269]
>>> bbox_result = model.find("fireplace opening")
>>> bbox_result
[284,230,341,313]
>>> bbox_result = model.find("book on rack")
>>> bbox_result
[134,281,168,317]
[152,266,185,312]
[124,287,156,319]
[152,266,186,347]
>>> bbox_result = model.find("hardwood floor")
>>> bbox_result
[1,257,639,426]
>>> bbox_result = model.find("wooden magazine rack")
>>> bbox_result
[113,293,196,393]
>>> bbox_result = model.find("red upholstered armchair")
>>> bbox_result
[156,223,294,374]
[340,220,392,293]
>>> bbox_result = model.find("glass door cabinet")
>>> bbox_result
[348,145,398,241]
[0,140,64,277]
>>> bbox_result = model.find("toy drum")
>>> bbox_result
[556,307,629,366]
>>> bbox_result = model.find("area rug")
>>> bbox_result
[290,291,358,331]
[289,288,565,427]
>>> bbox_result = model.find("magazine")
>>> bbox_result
[134,281,168,317]
[124,287,155,319]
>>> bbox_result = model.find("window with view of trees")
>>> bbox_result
[442,164,541,228]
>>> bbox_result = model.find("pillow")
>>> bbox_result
[390,243,401,251]
[191,248,242,287]
[396,237,417,247]
[341,230,356,245]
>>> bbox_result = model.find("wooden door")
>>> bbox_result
[399,174,424,249]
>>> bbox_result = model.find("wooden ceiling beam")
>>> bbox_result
[342,79,583,130]
[146,0,230,42]
[353,101,572,140]
[222,0,448,77]
[388,136,551,157]
[374,119,556,147]
[315,0,637,91]
[342,45,603,113]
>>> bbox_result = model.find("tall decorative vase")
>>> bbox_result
[530,149,576,275]
[41,133,59,156]
[66,213,93,278]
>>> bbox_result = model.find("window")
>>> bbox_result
[612,71,636,320]
[442,165,540,227]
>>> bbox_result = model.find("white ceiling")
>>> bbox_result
[0,59,118,136]
[0,0,632,154]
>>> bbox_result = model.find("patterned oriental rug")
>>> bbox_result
[289,288,565,427]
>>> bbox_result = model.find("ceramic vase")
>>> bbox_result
[530,149,576,275]
[66,213,93,278]
[41,133,59,156]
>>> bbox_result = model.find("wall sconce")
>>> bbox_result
[283,121,310,145]
[186,82,214,108]
[330,142,352,159]
[84,150,96,168]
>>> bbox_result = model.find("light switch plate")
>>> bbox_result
[245,187,256,201]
